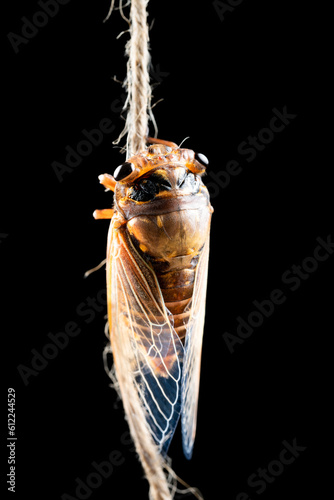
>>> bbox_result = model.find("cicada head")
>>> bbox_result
[108,139,210,220]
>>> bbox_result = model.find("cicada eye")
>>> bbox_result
[195,152,209,166]
[113,162,135,181]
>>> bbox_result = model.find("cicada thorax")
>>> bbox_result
[114,146,212,343]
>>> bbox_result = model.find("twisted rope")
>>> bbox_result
[106,0,152,157]
[125,0,151,156]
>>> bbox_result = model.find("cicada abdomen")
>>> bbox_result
[95,137,213,460]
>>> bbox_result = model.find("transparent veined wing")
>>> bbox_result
[107,221,184,455]
[181,235,210,459]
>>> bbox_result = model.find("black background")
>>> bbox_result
[2,1,332,500]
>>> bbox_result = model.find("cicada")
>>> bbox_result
[94,137,213,459]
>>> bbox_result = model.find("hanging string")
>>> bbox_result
[125,0,151,156]
[105,0,154,158]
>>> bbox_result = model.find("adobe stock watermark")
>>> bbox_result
[213,0,245,22]
[205,106,297,199]
[61,431,135,500]
[235,437,307,499]
[7,0,71,54]
[0,233,9,244]
[51,112,120,183]
[51,65,170,183]
[223,234,333,353]
[17,288,108,386]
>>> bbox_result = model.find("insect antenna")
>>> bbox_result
[178,136,191,148]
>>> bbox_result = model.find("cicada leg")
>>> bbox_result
[146,137,178,148]
[93,209,114,219]
[98,174,116,192]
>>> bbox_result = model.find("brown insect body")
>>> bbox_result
[116,147,212,344]
[95,138,212,459]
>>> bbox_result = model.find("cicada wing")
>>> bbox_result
[107,222,184,455]
[181,235,210,459]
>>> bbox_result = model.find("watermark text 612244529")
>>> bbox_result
[7,388,16,493]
